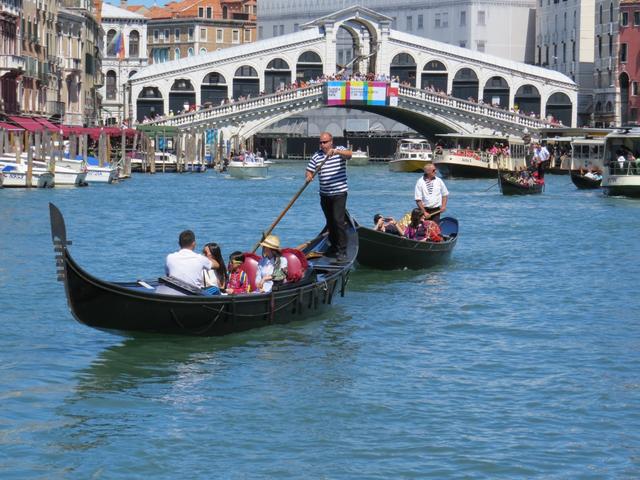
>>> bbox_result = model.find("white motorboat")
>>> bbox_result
[58,157,118,184]
[388,139,433,172]
[0,160,55,188]
[227,156,269,178]
[31,159,87,186]
[349,148,369,166]
[602,128,640,198]
[570,138,606,172]
[433,133,528,178]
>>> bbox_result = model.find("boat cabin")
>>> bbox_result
[570,138,605,171]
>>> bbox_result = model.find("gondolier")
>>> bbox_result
[306,132,352,264]
[415,164,449,223]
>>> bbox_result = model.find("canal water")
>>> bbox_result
[1,163,639,478]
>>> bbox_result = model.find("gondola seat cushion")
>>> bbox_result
[281,248,308,282]
[240,253,262,292]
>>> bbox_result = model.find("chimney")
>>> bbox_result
[120,0,128,7]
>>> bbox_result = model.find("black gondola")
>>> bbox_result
[49,203,357,337]
[498,171,544,195]
[570,171,602,189]
[355,217,459,270]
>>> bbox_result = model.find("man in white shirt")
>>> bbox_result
[165,230,217,289]
[415,164,449,223]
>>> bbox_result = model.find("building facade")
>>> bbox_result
[618,0,639,125]
[258,0,537,64]
[535,0,595,126]
[593,0,619,127]
[0,0,23,114]
[100,2,147,124]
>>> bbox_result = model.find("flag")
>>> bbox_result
[115,31,126,61]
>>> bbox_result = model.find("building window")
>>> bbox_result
[174,47,180,59]
[620,43,627,62]
[478,11,485,26]
[610,3,613,22]
[232,30,239,43]
[460,40,467,48]
[279,25,284,35]
[258,26,263,39]
[200,47,207,54]
[418,14,423,29]
[599,5,603,24]
[106,29,117,56]
[106,70,117,100]
[632,81,638,95]
[175,28,180,41]
[562,42,566,62]
[200,28,207,40]
[597,36,602,57]
[188,28,194,41]
[442,12,448,27]
[545,45,549,64]
[435,14,441,28]
[206,7,212,18]
[460,11,466,26]
[392,17,396,28]
[477,40,485,52]
[635,11,640,25]
[188,47,194,56]
[621,11,629,26]
[608,34,613,56]
[273,25,278,36]
[216,29,223,42]
[164,29,169,43]
[129,30,139,57]
[553,43,558,63]
[294,23,299,32]
[244,29,251,42]
[572,41,576,61]
[153,29,159,43]
[198,7,203,17]
[407,16,413,31]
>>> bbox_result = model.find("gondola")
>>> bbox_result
[570,170,602,189]
[49,203,357,337]
[355,217,458,270]
[498,171,544,195]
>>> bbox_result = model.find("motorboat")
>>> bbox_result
[602,128,640,197]
[349,148,369,166]
[433,133,528,178]
[227,155,269,178]
[0,160,55,188]
[58,156,119,184]
[388,139,433,172]
[31,159,87,186]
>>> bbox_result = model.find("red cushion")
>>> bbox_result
[239,253,262,292]
[281,248,308,282]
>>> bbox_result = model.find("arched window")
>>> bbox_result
[174,48,180,60]
[129,30,139,57]
[609,2,613,22]
[128,70,137,78]
[200,47,207,55]
[235,65,258,77]
[188,47,194,56]
[106,70,117,100]
[106,29,117,57]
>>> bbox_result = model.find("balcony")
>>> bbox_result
[63,57,82,71]
[0,54,25,72]
[0,1,20,16]
[46,100,65,117]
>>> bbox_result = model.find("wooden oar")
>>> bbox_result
[251,154,330,253]
[425,209,442,219]
[484,182,499,192]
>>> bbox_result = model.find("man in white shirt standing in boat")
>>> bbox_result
[415,164,449,223]
[165,230,218,288]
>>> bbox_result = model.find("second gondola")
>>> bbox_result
[498,171,544,195]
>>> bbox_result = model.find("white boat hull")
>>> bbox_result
[0,165,55,188]
[602,173,640,197]
[227,161,269,178]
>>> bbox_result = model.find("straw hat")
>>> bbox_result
[260,234,281,251]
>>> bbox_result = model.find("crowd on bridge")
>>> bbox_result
[137,71,563,127]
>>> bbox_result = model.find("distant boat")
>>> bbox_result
[498,170,544,195]
[349,149,369,166]
[602,128,640,198]
[570,171,602,189]
[227,155,269,178]
[388,139,433,172]
[59,156,118,184]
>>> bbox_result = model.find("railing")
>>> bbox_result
[0,54,25,70]
[46,100,65,117]
[608,161,640,176]
[399,85,551,130]
[148,82,551,131]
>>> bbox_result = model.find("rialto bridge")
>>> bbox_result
[129,6,578,141]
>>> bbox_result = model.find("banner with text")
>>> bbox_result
[326,81,399,107]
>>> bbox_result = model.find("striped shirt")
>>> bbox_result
[306,146,348,196]
[414,175,449,208]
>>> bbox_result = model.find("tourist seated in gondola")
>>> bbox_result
[225,251,250,294]
[202,242,228,295]
[403,208,443,242]
[165,230,220,289]
[255,235,288,293]
[373,214,404,236]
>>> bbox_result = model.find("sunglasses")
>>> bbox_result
[320,140,331,144]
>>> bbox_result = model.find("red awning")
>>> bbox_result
[60,125,87,137]
[7,116,45,132]
[0,121,24,132]
[34,117,62,133]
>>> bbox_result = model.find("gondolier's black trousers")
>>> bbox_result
[320,192,348,255]
[425,206,441,223]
